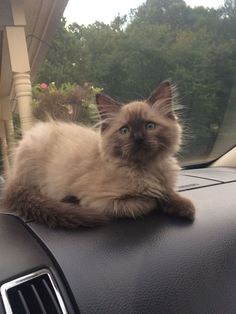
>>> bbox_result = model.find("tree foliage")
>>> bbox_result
[36,0,236,161]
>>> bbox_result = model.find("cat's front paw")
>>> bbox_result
[174,197,195,221]
[162,192,196,221]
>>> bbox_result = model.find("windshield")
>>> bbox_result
[6,0,235,168]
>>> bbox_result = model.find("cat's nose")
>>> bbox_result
[133,133,145,144]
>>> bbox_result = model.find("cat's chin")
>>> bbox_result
[130,147,176,165]
[120,150,159,165]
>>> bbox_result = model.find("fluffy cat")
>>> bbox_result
[2,81,195,228]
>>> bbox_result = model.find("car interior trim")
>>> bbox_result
[0,268,68,314]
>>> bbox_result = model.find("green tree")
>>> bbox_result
[36,0,236,160]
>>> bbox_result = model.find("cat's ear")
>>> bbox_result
[96,93,122,115]
[96,93,122,131]
[147,80,175,119]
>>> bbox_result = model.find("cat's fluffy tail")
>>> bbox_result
[1,183,109,228]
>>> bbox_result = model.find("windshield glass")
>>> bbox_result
[34,0,236,166]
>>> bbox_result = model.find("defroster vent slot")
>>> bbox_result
[0,269,67,314]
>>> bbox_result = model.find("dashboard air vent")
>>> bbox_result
[0,269,67,314]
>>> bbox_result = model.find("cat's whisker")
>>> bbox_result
[158,142,169,150]
[121,147,131,160]
[93,116,116,129]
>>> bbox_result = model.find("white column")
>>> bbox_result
[13,72,33,132]
[0,122,10,176]
[5,116,16,152]
[0,96,16,151]
[6,26,33,133]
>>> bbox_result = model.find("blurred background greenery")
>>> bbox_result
[34,0,236,161]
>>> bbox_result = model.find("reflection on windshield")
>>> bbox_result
[1,0,235,169]
[207,85,236,162]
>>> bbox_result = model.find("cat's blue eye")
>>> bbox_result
[120,126,129,135]
[145,122,156,130]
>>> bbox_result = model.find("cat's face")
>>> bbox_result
[96,81,182,164]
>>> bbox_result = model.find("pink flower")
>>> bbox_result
[40,82,48,89]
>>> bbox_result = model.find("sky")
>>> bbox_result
[64,0,225,25]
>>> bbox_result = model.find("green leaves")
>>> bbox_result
[36,0,236,161]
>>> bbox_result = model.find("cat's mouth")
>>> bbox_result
[115,141,158,163]
[128,142,155,160]
[132,139,157,152]
[133,144,147,153]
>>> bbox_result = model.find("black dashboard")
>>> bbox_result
[1,167,236,314]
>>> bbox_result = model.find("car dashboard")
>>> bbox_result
[1,167,236,314]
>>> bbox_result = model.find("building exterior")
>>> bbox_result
[0,0,68,173]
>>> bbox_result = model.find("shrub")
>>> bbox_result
[32,82,102,126]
